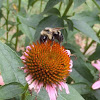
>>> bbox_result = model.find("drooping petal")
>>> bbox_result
[27,79,33,84]
[46,84,57,100]
[29,80,43,94]
[36,82,43,94]
[92,80,100,89]
[59,82,69,94]
[26,74,33,82]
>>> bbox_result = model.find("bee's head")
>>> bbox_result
[40,27,64,44]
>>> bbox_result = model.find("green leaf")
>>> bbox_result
[70,68,91,84]
[0,29,6,37]
[0,41,26,85]
[71,9,100,26]
[25,88,49,100]
[83,93,97,100]
[44,8,61,16]
[71,83,91,95]
[10,31,23,41]
[44,0,61,12]
[72,19,100,43]
[89,44,100,61]
[63,29,68,41]
[64,18,74,31]
[96,0,100,5]
[0,82,24,99]
[28,0,38,8]
[93,90,100,100]
[57,85,85,100]
[73,0,86,8]
[68,56,94,85]
[19,24,35,42]
[0,0,3,8]
[34,15,64,42]
[63,43,85,59]
[18,14,43,28]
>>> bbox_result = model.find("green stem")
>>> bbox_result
[40,0,43,13]
[83,40,95,55]
[92,0,100,10]
[18,0,21,11]
[62,0,73,16]
[85,37,89,50]
[83,30,100,55]
[21,92,26,100]
[21,84,28,100]
[6,0,9,43]
[59,1,62,11]
[15,0,21,50]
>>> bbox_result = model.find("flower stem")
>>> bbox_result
[21,84,28,100]
[83,30,100,55]
[6,0,9,43]
[21,92,26,100]
[62,0,73,16]
[59,1,62,11]
[83,40,95,55]
[15,0,21,50]
[92,0,100,10]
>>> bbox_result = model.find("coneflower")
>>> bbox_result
[21,40,73,100]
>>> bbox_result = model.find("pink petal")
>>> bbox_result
[97,60,100,65]
[20,56,26,60]
[27,79,33,84]
[26,74,33,82]
[0,75,4,85]
[36,82,43,94]
[46,84,57,100]
[59,82,69,94]
[26,46,31,50]
[92,80,100,89]
[26,49,29,53]
[66,50,71,56]
[29,80,43,94]
[24,52,28,56]
[92,61,100,71]
[29,81,35,90]
[24,69,29,73]
[68,69,72,72]
[32,45,34,48]
[58,84,62,91]
[69,60,73,69]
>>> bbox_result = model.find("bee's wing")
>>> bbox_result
[52,27,64,30]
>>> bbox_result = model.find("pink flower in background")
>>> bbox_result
[92,60,100,90]
[0,75,4,86]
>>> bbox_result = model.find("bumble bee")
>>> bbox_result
[40,27,63,44]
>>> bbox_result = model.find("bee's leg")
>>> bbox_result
[40,35,48,43]
[50,36,55,46]
[71,54,77,60]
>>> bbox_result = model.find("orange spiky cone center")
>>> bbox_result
[23,41,71,86]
